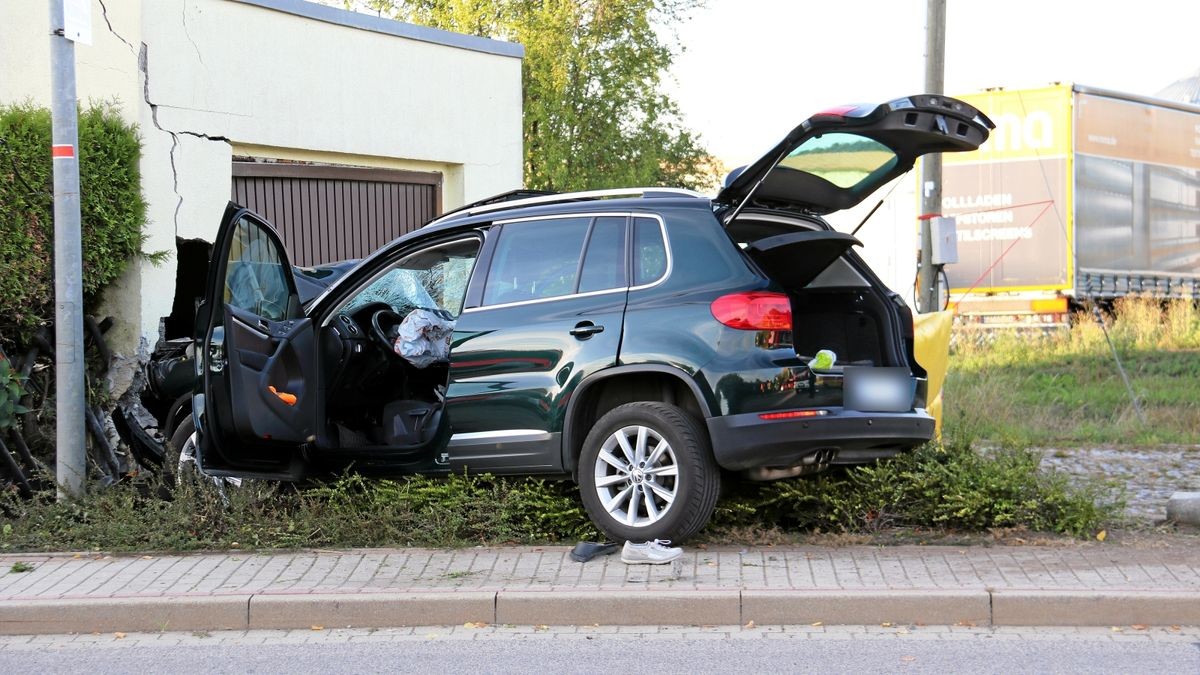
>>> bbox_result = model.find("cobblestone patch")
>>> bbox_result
[1038,446,1200,522]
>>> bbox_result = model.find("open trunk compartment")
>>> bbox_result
[740,228,903,369]
[787,288,898,368]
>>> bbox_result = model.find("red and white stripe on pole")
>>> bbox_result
[51,144,75,159]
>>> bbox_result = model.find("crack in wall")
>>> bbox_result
[138,44,230,238]
[139,44,183,238]
[181,1,205,66]
[179,130,231,142]
[97,0,136,54]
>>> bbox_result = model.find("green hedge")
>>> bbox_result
[0,102,148,342]
[0,439,1120,553]
[711,439,1122,538]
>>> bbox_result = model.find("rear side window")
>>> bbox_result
[632,217,668,286]
[483,218,590,305]
[578,216,628,293]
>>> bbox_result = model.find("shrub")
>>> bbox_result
[711,439,1120,538]
[0,355,30,432]
[0,101,149,342]
[0,436,1119,553]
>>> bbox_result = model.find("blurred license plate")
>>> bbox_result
[843,367,915,412]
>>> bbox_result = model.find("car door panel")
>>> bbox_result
[446,293,625,473]
[223,304,317,444]
[197,204,316,479]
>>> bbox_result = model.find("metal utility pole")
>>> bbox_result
[918,0,946,313]
[49,0,88,498]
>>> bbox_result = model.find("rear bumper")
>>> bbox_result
[705,408,935,471]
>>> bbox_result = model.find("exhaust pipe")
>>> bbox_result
[743,448,839,481]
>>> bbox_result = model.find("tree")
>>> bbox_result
[342,0,720,192]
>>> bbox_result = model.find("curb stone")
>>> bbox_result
[990,590,1200,627]
[741,590,991,626]
[4,589,1200,635]
[0,596,250,635]
[495,590,740,625]
[1166,492,1200,526]
[249,592,494,629]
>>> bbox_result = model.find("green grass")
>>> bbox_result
[944,297,1200,446]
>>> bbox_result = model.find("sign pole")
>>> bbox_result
[49,0,88,498]
[919,0,946,312]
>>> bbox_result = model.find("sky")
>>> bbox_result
[666,0,1200,168]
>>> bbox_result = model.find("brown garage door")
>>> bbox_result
[231,162,442,266]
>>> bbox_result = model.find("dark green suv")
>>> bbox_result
[191,94,992,541]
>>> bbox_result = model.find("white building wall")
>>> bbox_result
[0,2,144,124]
[1,0,523,390]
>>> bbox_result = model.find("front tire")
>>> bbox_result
[578,402,720,543]
[165,414,200,487]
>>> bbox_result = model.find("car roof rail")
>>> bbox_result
[436,189,558,221]
[427,187,707,225]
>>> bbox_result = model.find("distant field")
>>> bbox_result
[781,149,893,186]
[943,297,1200,446]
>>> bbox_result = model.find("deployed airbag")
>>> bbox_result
[393,308,455,368]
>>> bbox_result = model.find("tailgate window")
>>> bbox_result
[781,133,899,189]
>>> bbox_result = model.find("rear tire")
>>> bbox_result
[578,402,720,543]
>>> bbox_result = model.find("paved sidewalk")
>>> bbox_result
[3,544,1199,634]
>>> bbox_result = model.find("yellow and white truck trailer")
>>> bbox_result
[940,84,1200,325]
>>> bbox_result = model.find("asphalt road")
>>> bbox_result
[3,625,1199,674]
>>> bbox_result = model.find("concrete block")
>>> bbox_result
[741,590,991,626]
[1166,492,1200,526]
[0,596,250,635]
[496,590,740,626]
[248,592,495,629]
[991,590,1200,626]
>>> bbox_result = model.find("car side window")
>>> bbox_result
[341,238,481,318]
[224,215,292,320]
[482,217,590,305]
[633,217,668,286]
[578,216,628,293]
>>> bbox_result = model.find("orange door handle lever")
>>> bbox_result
[268,385,298,406]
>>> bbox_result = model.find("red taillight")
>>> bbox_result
[759,410,829,420]
[711,292,792,330]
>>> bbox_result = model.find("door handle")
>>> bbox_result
[570,322,605,338]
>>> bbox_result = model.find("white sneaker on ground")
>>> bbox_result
[621,539,682,565]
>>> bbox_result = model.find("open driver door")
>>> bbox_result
[195,203,318,479]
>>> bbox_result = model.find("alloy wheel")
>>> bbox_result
[592,424,679,527]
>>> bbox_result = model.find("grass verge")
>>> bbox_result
[945,296,1200,446]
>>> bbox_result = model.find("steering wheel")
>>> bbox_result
[370,309,404,352]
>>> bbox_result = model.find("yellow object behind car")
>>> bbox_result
[914,310,953,438]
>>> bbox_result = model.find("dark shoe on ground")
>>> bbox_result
[569,541,619,563]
